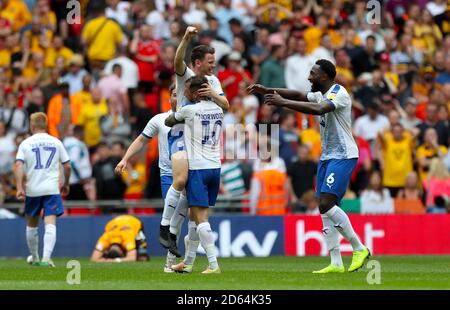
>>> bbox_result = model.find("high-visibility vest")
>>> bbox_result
[253,169,288,216]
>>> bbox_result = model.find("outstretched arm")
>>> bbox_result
[175,26,198,75]
[264,92,334,115]
[115,135,147,175]
[247,84,307,101]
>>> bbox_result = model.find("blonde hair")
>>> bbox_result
[30,112,48,131]
[428,158,450,180]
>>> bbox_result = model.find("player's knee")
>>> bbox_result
[173,174,187,190]
[318,200,334,214]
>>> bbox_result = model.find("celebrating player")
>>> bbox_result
[248,59,370,273]
[166,76,224,274]
[162,25,229,256]
[90,215,149,262]
[15,112,72,267]
[115,84,188,272]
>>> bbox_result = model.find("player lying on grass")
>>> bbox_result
[115,85,187,271]
[162,25,229,258]
[90,215,149,262]
[15,112,72,267]
[165,75,224,274]
[248,59,370,273]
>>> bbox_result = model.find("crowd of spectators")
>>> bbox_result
[0,0,449,215]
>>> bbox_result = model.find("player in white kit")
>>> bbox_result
[166,75,224,274]
[159,25,229,256]
[15,112,72,267]
[115,85,188,272]
[248,59,370,273]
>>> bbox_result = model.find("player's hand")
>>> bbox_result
[16,189,25,202]
[197,83,213,98]
[246,83,270,95]
[264,91,283,106]
[115,160,128,175]
[60,184,70,197]
[184,26,198,40]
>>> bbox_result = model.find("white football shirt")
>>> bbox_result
[175,65,224,110]
[16,133,70,197]
[307,84,359,161]
[141,111,172,176]
[175,100,224,170]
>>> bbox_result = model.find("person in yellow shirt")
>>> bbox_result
[90,215,148,262]
[0,0,32,32]
[300,122,321,162]
[34,0,57,32]
[304,14,328,54]
[81,3,123,69]
[416,127,448,182]
[23,15,52,54]
[121,154,147,200]
[378,123,415,197]
[335,49,355,92]
[76,87,108,148]
[44,35,74,68]
[0,34,10,68]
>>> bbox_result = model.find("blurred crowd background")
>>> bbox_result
[0,0,449,217]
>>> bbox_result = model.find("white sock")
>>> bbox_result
[26,226,39,260]
[197,222,218,269]
[321,214,343,267]
[161,186,181,226]
[325,206,364,251]
[184,221,199,266]
[166,251,176,263]
[42,224,56,261]
[169,194,188,235]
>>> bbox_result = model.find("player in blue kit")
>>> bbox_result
[166,75,224,274]
[248,59,370,273]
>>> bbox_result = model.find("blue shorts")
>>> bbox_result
[160,175,173,199]
[25,195,64,217]
[316,158,357,204]
[168,124,185,158]
[186,169,221,207]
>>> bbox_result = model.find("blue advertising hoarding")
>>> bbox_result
[0,215,284,257]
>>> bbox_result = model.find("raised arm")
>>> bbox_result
[247,84,307,101]
[175,26,198,75]
[264,92,334,115]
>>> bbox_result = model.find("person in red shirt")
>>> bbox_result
[129,24,161,93]
[218,51,253,103]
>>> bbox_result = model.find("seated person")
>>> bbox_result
[91,215,149,262]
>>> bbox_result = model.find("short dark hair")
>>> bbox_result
[73,125,84,136]
[228,17,241,26]
[271,44,283,54]
[366,35,376,42]
[112,140,126,150]
[191,45,215,66]
[104,244,124,258]
[112,63,122,71]
[186,75,208,93]
[315,59,336,79]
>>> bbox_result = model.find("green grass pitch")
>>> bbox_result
[0,256,449,290]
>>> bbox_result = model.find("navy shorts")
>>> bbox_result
[186,169,221,207]
[25,194,64,217]
[168,124,185,158]
[316,158,357,204]
[160,175,173,199]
